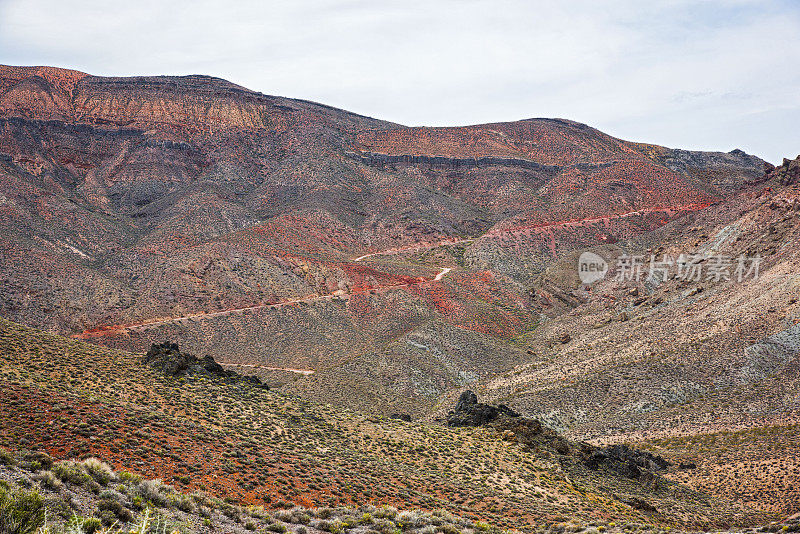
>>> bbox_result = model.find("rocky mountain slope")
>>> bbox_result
[0,317,781,530]
[450,157,800,516]
[0,64,765,417]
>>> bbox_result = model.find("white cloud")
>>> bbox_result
[0,0,798,161]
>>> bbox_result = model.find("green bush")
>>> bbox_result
[23,450,54,469]
[69,516,103,534]
[0,485,46,534]
[52,461,92,486]
[34,470,63,491]
[0,447,16,466]
[98,497,134,522]
[82,458,116,485]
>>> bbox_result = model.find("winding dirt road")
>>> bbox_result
[72,202,706,340]
[73,265,453,339]
[216,362,316,375]
[349,203,708,262]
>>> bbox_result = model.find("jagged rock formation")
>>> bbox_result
[584,444,670,481]
[486,410,670,493]
[142,342,267,387]
[447,390,520,427]
[765,155,800,186]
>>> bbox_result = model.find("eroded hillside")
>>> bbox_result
[0,65,765,416]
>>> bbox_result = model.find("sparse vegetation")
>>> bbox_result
[0,484,46,534]
[0,316,791,531]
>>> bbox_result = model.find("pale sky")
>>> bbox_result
[1,0,798,163]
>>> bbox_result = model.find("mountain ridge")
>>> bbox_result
[0,64,767,419]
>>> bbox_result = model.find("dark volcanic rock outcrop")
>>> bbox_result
[142,342,268,388]
[474,403,670,491]
[583,444,669,482]
[447,390,520,427]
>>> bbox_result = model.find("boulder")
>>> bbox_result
[583,444,669,485]
[765,155,800,186]
[447,390,520,427]
[201,354,227,375]
[142,342,269,389]
[142,342,195,376]
[603,444,670,471]
[454,390,478,413]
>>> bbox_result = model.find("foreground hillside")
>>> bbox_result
[0,64,765,416]
[0,317,779,530]
[0,453,506,534]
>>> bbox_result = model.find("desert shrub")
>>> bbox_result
[119,471,143,484]
[397,510,427,530]
[82,458,115,485]
[314,507,335,519]
[35,470,63,491]
[85,480,102,495]
[169,493,195,513]
[0,485,46,534]
[267,523,288,533]
[0,447,17,466]
[294,511,312,525]
[374,506,398,520]
[373,518,401,534]
[133,479,168,507]
[98,489,120,500]
[97,509,118,526]
[52,461,92,486]
[68,516,103,534]
[275,508,311,524]
[247,506,270,520]
[23,450,54,469]
[221,502,240,520]
[313,520,337,533]
[98,497,133,522]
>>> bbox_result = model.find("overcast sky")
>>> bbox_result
[1,0,798,163]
